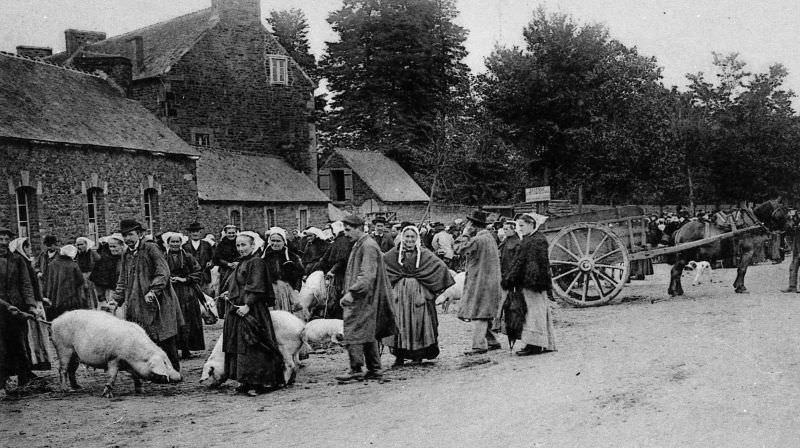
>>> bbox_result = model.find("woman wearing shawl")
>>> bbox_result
[261,227,304,311]
[383,226,454,366]
[222,231,284,396]
[501,213,557,356]
[9,238,43,304]
[163,232,205,359]
[43,245,87,320]
[9,238,50,371]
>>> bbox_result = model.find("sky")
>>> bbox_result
[3,0,799,106]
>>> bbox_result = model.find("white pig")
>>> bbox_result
[297,270,327,318]
[200,310,308,387]
[435,271,465,312]
[302,318,344,345]
[200,333,226,387]
[52,310,182,398]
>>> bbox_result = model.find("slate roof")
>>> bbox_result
[196,150,329,203]
[334,149,430,202]
[81,8,218,80]
[0,53,198,156]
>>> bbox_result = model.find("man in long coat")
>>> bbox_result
[182,221,214,286]
[0,227,38,388]
[336,214,396,382]
[455,210,503,354]
[113,219,184,371]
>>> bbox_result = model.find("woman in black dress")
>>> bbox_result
[222,231,284,396]
[163,232,205,359]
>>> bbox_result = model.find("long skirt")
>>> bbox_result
[272,280,299,312]
[382,278,439,361]
[27,304,52,371]
[174,283,205,351]
[521,288,556,351]
[82,273,98,309]
[223,305,285,387]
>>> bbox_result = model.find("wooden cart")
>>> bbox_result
[538,206,763,307]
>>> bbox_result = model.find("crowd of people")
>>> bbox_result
[0,209,558,397]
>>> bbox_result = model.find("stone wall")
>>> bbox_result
[0,139,198,253]
[198,202,328,234]
[128,18,316,176]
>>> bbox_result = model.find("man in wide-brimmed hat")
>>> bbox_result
[113,219,184,372]
[182,221,213,287]
[454,210,504,355]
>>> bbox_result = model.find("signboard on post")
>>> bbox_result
[525,186,551,203]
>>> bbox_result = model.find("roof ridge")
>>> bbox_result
[0,51,103,79]
[95,7,214,43]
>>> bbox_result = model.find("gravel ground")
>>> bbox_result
[3,261,800,447]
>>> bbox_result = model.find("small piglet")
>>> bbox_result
[302,318,344,345]
[52,309,182,398]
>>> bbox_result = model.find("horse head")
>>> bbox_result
[753,197,790,232]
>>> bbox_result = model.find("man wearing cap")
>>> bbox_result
[183,221,214,287]
[336,214,396,382]
[454,210,504,355]
[0,227,38,387]
[76,236,101,309]
[371,217,395,253]
[431,222,455,268]
[33,235,60,291]
[113,219,184,370]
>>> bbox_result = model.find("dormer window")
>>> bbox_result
[269,56,288,85]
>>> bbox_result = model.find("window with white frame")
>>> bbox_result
[230,209,242,230]
[193,133,210,147]
[298,208,308,230]
[143,188,159,235]
[87,188,100,242]
[16,188,31,238]
[265,208,276,229]
[269,56,288,85]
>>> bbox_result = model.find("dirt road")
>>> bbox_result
[3,261,800,447]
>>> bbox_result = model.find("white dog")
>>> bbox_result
[686,260,713,286]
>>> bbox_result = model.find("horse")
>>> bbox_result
[668,198,789,297]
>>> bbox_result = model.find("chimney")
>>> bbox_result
[212,0,261,24]
[16,46,53,59]
[65,29,106,55]
[128,36,144,73]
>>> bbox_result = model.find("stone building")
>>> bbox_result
[196,150,329,234]
[40,0,329,230]
[318,149,430,223]
[0,53,200,248]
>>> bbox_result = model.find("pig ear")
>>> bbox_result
[335,333,344,342]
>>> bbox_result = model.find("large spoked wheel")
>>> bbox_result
[549,223,630,307]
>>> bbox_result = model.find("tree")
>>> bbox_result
[319,0,470,159]
[686,53,800,203]
[266,9,318,82]
[479,8,677,205]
